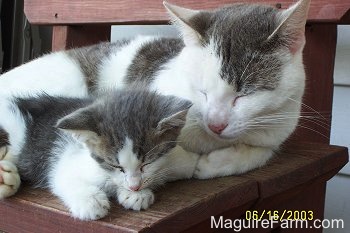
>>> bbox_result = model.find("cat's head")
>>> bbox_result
[56,89,192,191]
[165,0,309,145]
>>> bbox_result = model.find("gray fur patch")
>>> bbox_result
[67,40,129,91]
[189,4,287,94]
[0,127,9,147]
[126,38,184,85]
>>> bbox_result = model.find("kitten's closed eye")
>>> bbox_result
[108,163,125,173]
[199,90,207,100]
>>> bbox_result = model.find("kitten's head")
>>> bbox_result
[165,0,309,145]
[57,89,191,191]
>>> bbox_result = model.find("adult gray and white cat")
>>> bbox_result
[0,89,198,220]
[0,0,310,195]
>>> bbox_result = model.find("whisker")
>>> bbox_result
[287,97,327,121]
[245,123,329,139]
[238,53,257,83]
[249,113,330,130]
[144,140,182,157]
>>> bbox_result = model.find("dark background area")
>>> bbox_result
[0,0,51,73]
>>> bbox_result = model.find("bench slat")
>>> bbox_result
[24,0,350,25]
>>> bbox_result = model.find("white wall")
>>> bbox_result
[325,25,350,233]
[331,25,350,175]
[111,25,178,41]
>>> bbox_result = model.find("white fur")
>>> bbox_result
[0,98,27,158]
[49,138,110,220]
[194,144,273,179]
[0,52,88,98]
[0,98,26,199]
[116,138,143,190]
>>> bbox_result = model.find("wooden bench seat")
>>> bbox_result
[0,143,347,232]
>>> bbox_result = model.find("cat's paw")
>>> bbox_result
[193,154,218,179]
[0,160,21,199]
[117,188,154,211]
[68,188,110,221]
[193,147,237,179]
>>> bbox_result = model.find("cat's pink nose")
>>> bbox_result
[129,185,141,191]
[208,123,228,134]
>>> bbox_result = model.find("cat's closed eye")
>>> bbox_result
[232,94,249,107]
[232,96,241,106]
[140,162,151,172]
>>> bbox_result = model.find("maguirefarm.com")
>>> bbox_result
[211,216,345,232]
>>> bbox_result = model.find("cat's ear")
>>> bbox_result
[156,99,192,136]
[268,0,310,54]
[56,107,100,145]
[163,1,205,46]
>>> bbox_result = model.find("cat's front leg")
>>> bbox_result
[52,182,110,220]
[50,155,111,220]
[193,144,274,179]
[117,188,155,211]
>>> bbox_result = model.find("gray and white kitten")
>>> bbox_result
[0,89,198,220]
[0,0,310,192]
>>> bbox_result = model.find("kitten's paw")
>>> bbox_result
[0,160,21,199]
[118,188,154,211]
[68,188,110,221]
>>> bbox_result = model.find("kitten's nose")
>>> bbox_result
[208,123,228,135]
[129,185,141,191]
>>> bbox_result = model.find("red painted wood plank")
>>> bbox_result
[243,142,348,199]
[0,143,347,232]
[52,25,111,51]
[289,24,337,143]
[0,176,258,232]
[24,0,350,25]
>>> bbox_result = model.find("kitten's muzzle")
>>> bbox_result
[129,184,141,191]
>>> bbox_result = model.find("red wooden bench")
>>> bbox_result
[0,1,349,232]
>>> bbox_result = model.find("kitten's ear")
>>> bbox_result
[156,99,192,136]
[56,107,100,145]
[163,1,204,46]
[268,0,310,54]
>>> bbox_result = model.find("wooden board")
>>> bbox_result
[0,143,348,232]
[243,142,348,199]
[0,176,257,233]
[24,0,350,25]
[52,25,111,51]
